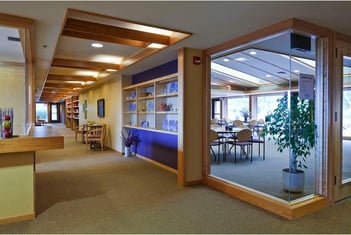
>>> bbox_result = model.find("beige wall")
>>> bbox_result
[79,76,124,152]
[0,67,26,135]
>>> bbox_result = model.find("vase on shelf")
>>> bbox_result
[0,107,14,139]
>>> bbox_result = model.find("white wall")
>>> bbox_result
[79,76,124,152]
[0,67,26,135]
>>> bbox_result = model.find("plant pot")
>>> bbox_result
[282,168,305,193]
[124,146,132,157]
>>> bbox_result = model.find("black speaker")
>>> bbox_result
[291,33,311,52]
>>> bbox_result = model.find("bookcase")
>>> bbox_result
[123,73,178,135]
[65,95,79,130]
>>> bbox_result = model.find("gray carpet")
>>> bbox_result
[210,139,316,201]
[0,124,351,233]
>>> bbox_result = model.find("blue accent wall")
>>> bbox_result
[130,59,178,169]
[132,59,178,84]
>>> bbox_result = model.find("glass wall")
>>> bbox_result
[209,30,317,202]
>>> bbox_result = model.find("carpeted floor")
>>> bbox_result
[0,124,351,233]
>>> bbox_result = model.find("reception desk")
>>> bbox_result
[0,126,64,225]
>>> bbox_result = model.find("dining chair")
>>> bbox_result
[86,124,106,151]
[210,129,222,164]
[233,119,243,127]
[229,128,253,164]
[251,128,265,160]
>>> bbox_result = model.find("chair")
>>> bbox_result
[233,119,243,127]
[75,125,87,143]
[210,129,222,164]
[249,120,259,136]
[86,124,106,151]
[228,128,253,164]
[251,128,265,160]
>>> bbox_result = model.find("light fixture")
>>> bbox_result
[223,58,231,62]
[105,69,118,72]
[235,57,247,62]
[293,69,300,73]
[265,74,272,78]
[91,43,103,48]
[147,43,166,49]
[249,51,257,55]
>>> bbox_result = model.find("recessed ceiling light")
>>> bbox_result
[106,69,118,72]
[293,69,300,73]
[235,57,247,62]
[249,51,257,55]
[265,74,272,78]
[223,58,230,62]
[91,43,103,48]
[147,43,166,49]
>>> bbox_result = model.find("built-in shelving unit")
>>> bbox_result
[123,73,178,135]
[65,95,79,130]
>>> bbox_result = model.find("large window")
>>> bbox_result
[36,103,48,122]
[227,97,249,121]
[256,94,284,121]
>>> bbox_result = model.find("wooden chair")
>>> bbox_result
[75,125,87,143]
[210,129,222,164]
[233,119,243,127]
[86,124,106,151]
[228,128,253,164]
[251,128,266,160]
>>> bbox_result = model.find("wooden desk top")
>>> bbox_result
[0,125,64,154]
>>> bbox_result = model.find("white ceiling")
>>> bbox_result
[1,1,351,101]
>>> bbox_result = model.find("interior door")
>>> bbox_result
[335,40,351,201]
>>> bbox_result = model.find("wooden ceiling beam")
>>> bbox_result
[63,18,170,46]
[52,58,120,71]
[62,30,150,48]
[44,83,84,89]
[47,74,97,82]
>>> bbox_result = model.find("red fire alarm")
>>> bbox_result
[193,56,201,65]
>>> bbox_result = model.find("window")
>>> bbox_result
[36,103,48,122]
[227,97,249,121]
[256,94,284,121]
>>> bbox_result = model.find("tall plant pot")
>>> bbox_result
[124,146,132,157]
[282,168,305,193]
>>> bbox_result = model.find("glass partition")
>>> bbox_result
[209,30,317,202]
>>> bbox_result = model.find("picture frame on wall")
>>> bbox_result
[97,98,105,117]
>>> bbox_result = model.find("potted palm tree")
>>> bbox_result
[263,94,316,193]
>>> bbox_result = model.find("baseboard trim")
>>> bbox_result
[0,213,35,225]
[135,154,178,174]
[205,176,327,220]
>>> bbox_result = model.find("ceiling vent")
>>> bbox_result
[7,36,20,42]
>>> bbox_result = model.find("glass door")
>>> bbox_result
[336,40,351,201]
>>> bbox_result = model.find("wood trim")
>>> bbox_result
[47,74,97,82]
[52,58,120,71]
[64,18,170,46]
[0,13,34,28]
[0,136,64,154]
[66,8,193,38]
[177,48,185,186]
[205,18,293,55]
[120,48,159,69]
[291,18,330,37]
[0,213,35,225]
[205,176,327,220]
[135,154,177,174]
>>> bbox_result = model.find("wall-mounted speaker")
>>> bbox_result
[291,33,311,52]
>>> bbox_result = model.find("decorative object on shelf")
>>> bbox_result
[0,107,14,138]
[169,82,178,93]
[141,120,149,128]
[121,128,139,157]
[128,103,136,112]
[97,98,105,118]
[162,119,168,130]
[147,101,154,112]
[160,102,173,111]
